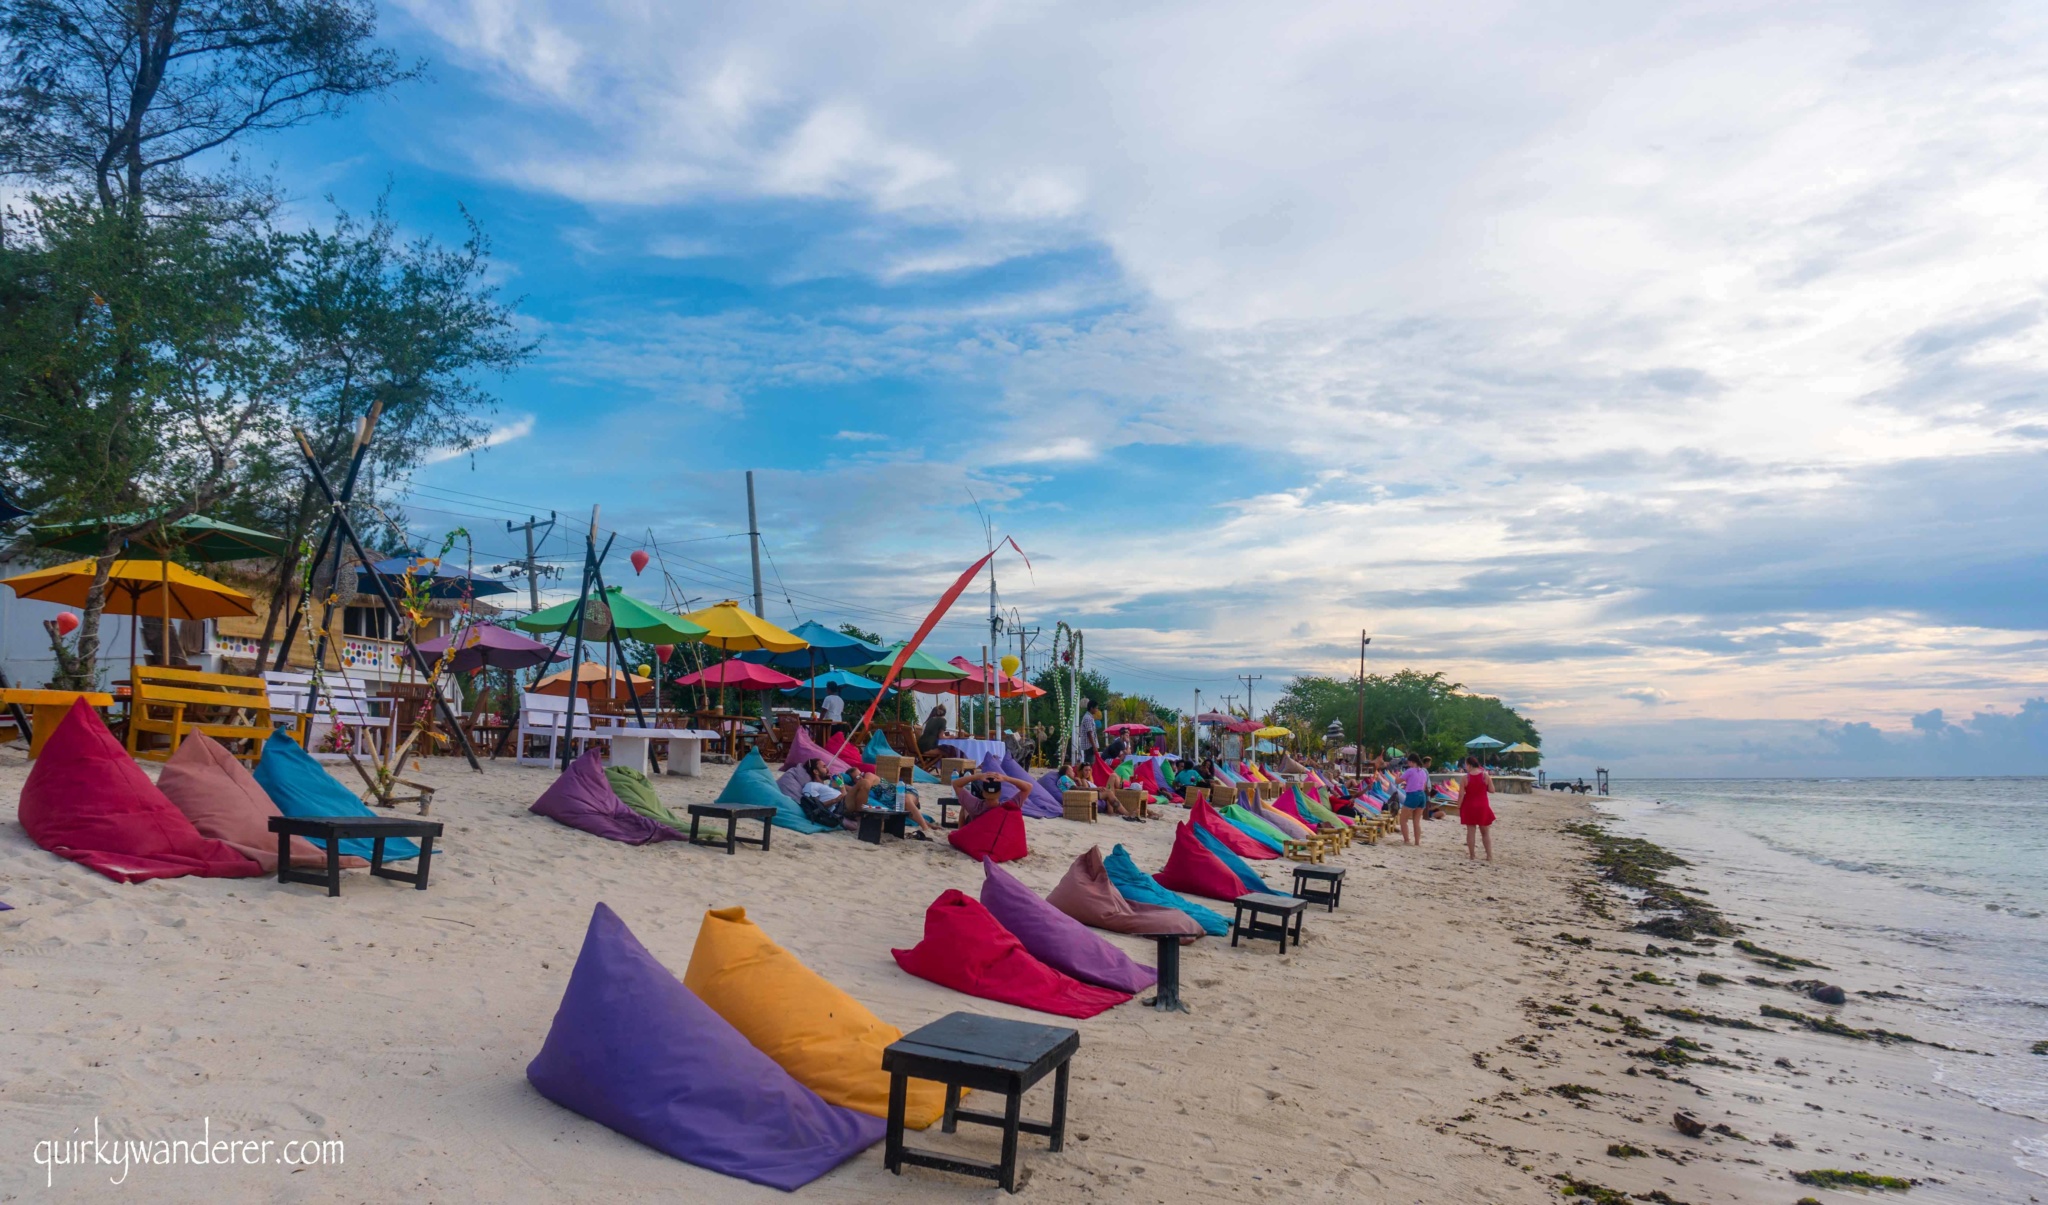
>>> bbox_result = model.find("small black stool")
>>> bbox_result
[686,803,775,854]
[937,795,963,828]
[1141,932,1188,1012]
[883,1012,1078,1193]
[857,810,909,844]
[1292,865,1346,911]
[1231,892,1308,953]
[268,815,442,898]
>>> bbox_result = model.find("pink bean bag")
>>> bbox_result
[156,732,363,872]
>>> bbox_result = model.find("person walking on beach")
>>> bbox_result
[1399,757,1429,844]
[1460,754,1495,862]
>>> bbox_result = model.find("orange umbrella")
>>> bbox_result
[533,662,652,700]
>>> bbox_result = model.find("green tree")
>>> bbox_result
[1274,669,1539,766]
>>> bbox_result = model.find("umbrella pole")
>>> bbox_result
[586,560,648,730]
[559,517,606,771]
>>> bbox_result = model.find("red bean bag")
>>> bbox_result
[1153,821,1248,902]
[1273,791,1319,831]
[891,889,1130,1018]
[1190,797,1279,860]
[947,799,1027,863]
[18,698,264,883]
[1089,756,1114,791]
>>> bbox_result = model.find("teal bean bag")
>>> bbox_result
[1103,844,1229,936]
[252,731,418,861]
[718,751,834,834]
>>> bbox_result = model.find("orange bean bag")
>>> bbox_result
[682,906,948,1129]
[19,699,263,883]
[156,732,363,872]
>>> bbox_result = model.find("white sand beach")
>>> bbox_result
[0,754,2029,1202]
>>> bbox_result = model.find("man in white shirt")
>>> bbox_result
[819,684,845,724]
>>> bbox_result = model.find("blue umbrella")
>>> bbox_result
[359,556,515,600]
[778,668,894,701]
[738,620,885,670]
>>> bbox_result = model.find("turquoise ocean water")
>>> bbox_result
[1597,778,2048,1163]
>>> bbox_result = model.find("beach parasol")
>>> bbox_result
[853,644,968,689]
[673,661,802,690]
[1106,723,1152,736]
[3,558,256,683]
[676,600,807,654]
[358,556,515,601]
[1253,726,1292,739]
[415,624,566,674]
[534,662,652,700]
[736,621,884,670]
[1465,734,1505,750]
[779,668,892,702]
[516,586,707,644]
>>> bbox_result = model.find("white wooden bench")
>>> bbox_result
[264,670,394,761]
[516,693,616,767]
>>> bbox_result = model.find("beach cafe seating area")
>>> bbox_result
[3,544,1412,1192]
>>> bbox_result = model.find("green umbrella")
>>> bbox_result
[514,586,708,643]
[32,513,287,562]
[851,642,969,685]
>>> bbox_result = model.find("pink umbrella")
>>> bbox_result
[673,661,802,689]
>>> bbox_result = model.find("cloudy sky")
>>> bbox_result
[266,0,2048,775]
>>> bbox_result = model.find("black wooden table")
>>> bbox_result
[686,803,775,855]
[1232,892,1308,953]
[1140,932,1188,1012]
[1292,864,1346,911]
[882,1012,1079,1193]
[857,809,909,844]
[937,795,962,828]
[267,816,442,898]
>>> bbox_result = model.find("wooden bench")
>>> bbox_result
[0,689,114,759]
[127,667,304,764]
[883,1012,1078,1193]
[516,693,614,766]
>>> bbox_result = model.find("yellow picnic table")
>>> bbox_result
[0,689,115,759]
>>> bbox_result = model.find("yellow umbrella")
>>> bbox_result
[676,600,808,653]
[4,558,256,681]
[1252,726,1292,739]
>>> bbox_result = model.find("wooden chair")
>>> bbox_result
[516,693,615,767]
[128,666,305,764]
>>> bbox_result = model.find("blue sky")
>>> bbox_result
[251,0,2048,775]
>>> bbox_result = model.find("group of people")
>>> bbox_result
[1350,752,1496,861]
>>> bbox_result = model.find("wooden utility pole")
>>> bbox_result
[506,512,557,612]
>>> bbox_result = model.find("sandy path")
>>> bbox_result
[0,754,2016,1202]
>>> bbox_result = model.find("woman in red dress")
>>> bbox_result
[1459,755,1496,862]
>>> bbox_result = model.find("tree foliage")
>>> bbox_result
[1274,669,1539,765]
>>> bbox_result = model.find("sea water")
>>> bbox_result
[1597,778,2048,1175]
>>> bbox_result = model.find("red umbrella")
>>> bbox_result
[1106,723,1153,736]
[673,661,801,689]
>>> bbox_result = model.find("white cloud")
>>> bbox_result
[420,416,535,464]
[832,430,886,442]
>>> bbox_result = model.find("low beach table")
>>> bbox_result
[604,726,720,777]
[685,803,775,855]
[1141,932,1189,1013]
[268,815,442,898]
[882,1012,1079,1193]
[857,809,909,844]
[1292,865,1346,912]
[1232,892,1308,953]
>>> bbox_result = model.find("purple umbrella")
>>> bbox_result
[417,624,567,673]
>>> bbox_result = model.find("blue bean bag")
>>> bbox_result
[1192,824,1285,897]
[527,903,883,1190]
[864,733,939,783]
[252,731,418,861]
[718,751,834,834]
[1103,844,1229,936]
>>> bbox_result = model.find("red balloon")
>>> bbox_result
[53,611,80,636]
[630,549,650,575]
[653,644,674,662]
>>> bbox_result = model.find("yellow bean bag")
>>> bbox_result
[683,906,949,1129]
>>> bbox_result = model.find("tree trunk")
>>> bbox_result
[67,549,119,690]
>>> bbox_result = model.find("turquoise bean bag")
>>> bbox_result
[252,731,418,861]
[718,751,834,834]
[1103,844,1229,936]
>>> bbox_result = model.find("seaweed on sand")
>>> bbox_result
[1791,1169,1915,1190]
[1651,1005,1772,1031]
[1758,1006,1950,1049]
[1733,939,1825,970]
[1565,823,1736,940]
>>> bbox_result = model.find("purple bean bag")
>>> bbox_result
[978,858,1157,993]
[527,903,884,1191]
[1002,753,1064,818]
[530,749,682,845]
